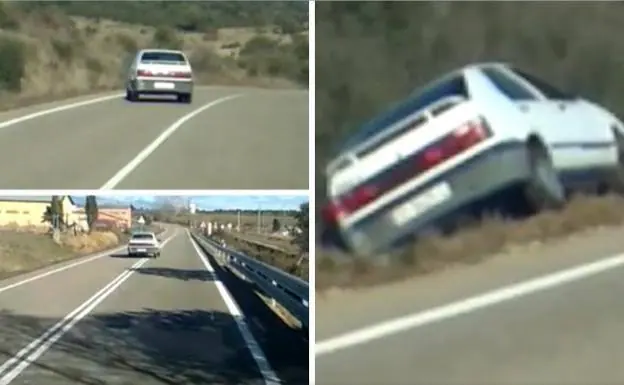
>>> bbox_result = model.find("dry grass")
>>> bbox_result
[0,8,302,111]
[218,231,308,281]
[233,232,298,255]
[316,194,624,291]
[0,229,124,279]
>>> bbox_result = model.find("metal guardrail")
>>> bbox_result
[190,231,309,330]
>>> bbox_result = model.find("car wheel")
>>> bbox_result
[522,142,566,213]
[126,89,138,102]
[606,129,624,194]
[177,93,192,104]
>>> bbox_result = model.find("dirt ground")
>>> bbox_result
[316,194,624,291]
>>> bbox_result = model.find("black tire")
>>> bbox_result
[522,142,566,212]
[177,93,192,104]
[606,129,624,194]
[126,89,138,102]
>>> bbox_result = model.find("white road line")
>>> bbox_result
[316,251,624,357]
[0,233,177,383]
[0,229,171,295]
[100,94,243,189]
[0,257,147,383]
[0,93,122,130]
[187,231,281,385]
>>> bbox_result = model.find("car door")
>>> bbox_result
[510,67,607,170]
[481,65,575,170]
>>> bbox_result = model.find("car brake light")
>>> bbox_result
[418,117,491,171]
[324,185,380,223]
[137,69,152,77]
[173,71,192,78]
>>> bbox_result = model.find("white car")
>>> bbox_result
[125,48,194,103]
[322,62,624,256]
[127,231,161,258]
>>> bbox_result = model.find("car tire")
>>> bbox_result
[522,141,566,213]
[605,129,624,194]
[126,89,138,102]
[177,93,192,104]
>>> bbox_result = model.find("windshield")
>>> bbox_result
[131,233,154,240]
[336,73,467,153]
[140,51,186,64]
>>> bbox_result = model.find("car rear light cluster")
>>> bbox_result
[136,70,191,78]
[322,117,492,224]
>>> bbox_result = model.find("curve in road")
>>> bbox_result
[315,225,624,384]
[0,86,308,190]
[0,226,308,385]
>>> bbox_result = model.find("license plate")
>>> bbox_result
[137,248,146,253]
[154,82,174,90]
[390,182,453,226]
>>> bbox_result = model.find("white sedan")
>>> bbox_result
[125,48,194,104]
[322,62,624,256]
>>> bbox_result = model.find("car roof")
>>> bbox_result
[139,48,185,54]
[131,231,155,236]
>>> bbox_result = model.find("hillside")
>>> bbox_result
[0,1,308,108]
[316,2,624,205]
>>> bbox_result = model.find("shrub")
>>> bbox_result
[152,26,182,50]
[51,38,74,62]
[0,37,26,92]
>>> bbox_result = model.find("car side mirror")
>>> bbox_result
[157,238,162,242]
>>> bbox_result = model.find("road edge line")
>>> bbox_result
[0,229,171,295]
[187,230,281,385]
[99,94,243,189]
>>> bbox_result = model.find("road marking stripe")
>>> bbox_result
[0,93,122,130]
[316,251,624,356]
[0,233,177,383]
[0,258,146,380]
[0,229,171,295]
[188,231,281,385]
[100,94,243,189]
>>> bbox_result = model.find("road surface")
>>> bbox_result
[316,225,624,384]
[0,86,308,189]
[0,226,308,385]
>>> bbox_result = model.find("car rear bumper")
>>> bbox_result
[339,140,531,256]
[127,246,160,255]
[130,78,193,95]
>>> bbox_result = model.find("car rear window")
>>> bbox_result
[140,52,186,64]
[131,233,154,240]
[337,73,468,153]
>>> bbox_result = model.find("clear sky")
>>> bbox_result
[72,195,308,211]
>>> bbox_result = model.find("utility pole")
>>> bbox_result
[257,205,261,234]
[237,210,241,232]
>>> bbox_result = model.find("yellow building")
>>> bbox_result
[0,196,77,228]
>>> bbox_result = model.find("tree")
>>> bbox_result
[272,218,281,232]
[43,195,64,229]
[85,195,98,233]
[292,202,309,253]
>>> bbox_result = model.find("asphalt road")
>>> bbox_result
[0,86,308,189]
[316,225,624,385]
[0,227,308,385]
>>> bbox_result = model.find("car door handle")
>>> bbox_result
[558,102,566,111]
[518,104,529,113]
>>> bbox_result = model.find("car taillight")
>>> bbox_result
[137,69,152,77]
[323,185,380,223]
[173,71,192,78]
[418,117,492,171]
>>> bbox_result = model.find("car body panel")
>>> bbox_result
[323,62,624,254]
[126,49,194,97]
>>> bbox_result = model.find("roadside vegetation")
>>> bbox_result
[316,2,624,290]
[0,195,163,280]
[0,1,308,109]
